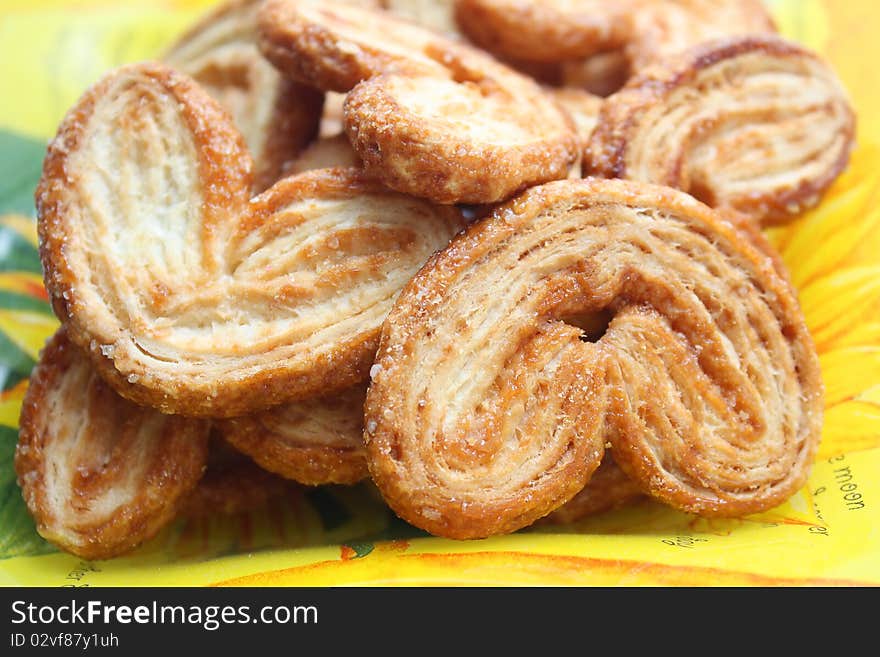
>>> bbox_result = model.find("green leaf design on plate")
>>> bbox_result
[342,541,374,559]
[0,130,46,218]
[0,425,56,560]
[0,330,35,392]
[306,487,354,531]
[0,290,53,317]
[0,224,41,275]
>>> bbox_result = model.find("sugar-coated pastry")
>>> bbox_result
[15,330,210,559]
[364,178,822,538]
[454,0,631,63]
[542,454,643,523]
[220,385,369,486]
[586,36,856,224]
[258,0,578,204]
[179,435,291,518]
[36,62,464,417]
[164,0,323,191]
[626,0,776,71]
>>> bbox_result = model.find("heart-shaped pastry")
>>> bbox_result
[455,0,775,74]
[258,0,578,204]
[15,330,210,559]
[36,62,464,417]
[164,0,323,191]
[586,36,856,225]
[364,178,822,538]
[454,0,632,63]
[220,384,369,485]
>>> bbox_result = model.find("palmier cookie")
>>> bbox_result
[220,385,369,485]
[15,329,210,559]
[179,435,291,518]
[454,0,632,63]
[626,0,777,71]
[258,0,578,204]
[364,178,822,538]
[164,0,323,191]
[542,454,643,524]
[586,36,856,225]
[36,62,464,417]
[454,1,774,75]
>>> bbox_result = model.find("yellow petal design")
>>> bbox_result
[799,266,880,352]
[0,310,57,360]
[769,148,880,288]
[0,272,47,300]
[0,379,28,428]
[820,387,880,459]
[0,214,39,249]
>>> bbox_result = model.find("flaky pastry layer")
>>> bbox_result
[454,0,631,63]
[15,330,210,559]
[586,36,856,224]
[36,63,464,417]
[258,0,578,203]
[365,178,822,538]
[220,385,369,486]
[543,454,643,524]
[164,0,323,191]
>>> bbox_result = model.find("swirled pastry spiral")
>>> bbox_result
[163,0,323,191]
[586,36,856,225]
[258,0,578,204]
[221,385,369,485]
[180,436,291,518]
[15,330,210,559]
[543,454,643,524]
[365,178,822,538]
[36,62,464,417]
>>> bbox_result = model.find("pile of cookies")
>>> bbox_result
[15,0,854,558]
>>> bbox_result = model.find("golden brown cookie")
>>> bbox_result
[365,178,822,538]
[586,36,856,225]
[163,0,323,191]
[542,454,643,523]
[258,0,578,204]
[37,62,464,417]
[626,0,777,71]
[454,0,631,63]
[179,435,291,518]
[220,385,368,486]
[15,330,210,559]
